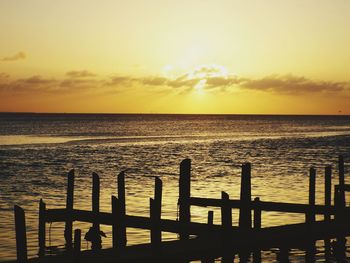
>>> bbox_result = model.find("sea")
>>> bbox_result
[0,113,350,262]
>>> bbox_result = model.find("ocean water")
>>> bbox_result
[0,113,350,262]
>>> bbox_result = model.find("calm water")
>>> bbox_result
[1,113,350,262]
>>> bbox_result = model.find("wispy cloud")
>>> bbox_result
[66,70,97,78]
[0,68,349,97]
[1,51,26,62]
[239,75,348,95]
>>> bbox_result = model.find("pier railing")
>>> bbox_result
[13,155,350,263]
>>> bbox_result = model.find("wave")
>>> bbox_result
[1,130,350,147]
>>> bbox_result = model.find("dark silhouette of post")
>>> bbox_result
[221,191,234,263]
[117,171,127,246]
[324,166,332,261]
[277,248,289,262]
[306,167,316,224]
[239,163,252,229]
[64,169,74,250]
[14,205,27,263]
[150,177,162,246]
[253,197,261,263]
[111,196,119,248]
[38,199,46,257]
[179,159,191,240]
[74,229,81,260]
[338,155,345,207]
[92,172,100,250]
[334,184,346,260]
[239,163,252,263]
[207,210,214,226]
[336,155,346,258]
[305,167,316,263]
[201,211,215,263]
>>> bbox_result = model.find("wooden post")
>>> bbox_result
[179,159,191,240]
[239,163,252,263]
[305,167,316,263]
[74,229,81,260]
[334,185,346,260]
[117,171,127,246]
[253,197,261,263]
[324,166,331,261]
[38,199,46,257]
[239,163,252,229]
[150,177,162,246]
[201,211,215,263]
[306,167,316,224]
[338,155,345,207]
[207,210,214,226]
[92,172,100,250]
[64,169,74,251]
[277,248,289,262]
[221,191,234,263]
[14,205,27,263]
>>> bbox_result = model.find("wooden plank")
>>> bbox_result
[14,205,27,263]
[179,159,191,240]
[45,208,227,234]
[38,199,46,257]
[189,196,350,215]
[64,169,74,250]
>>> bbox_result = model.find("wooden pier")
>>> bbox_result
[9,156,350,262]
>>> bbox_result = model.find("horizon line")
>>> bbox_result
[0,111,349,117]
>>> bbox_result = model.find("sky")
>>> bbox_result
[0,0,350,114]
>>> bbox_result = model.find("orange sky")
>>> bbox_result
[1,0,350,114]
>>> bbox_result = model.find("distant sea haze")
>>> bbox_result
[0,113,350,261]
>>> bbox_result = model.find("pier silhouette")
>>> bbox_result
[9,156,350,262]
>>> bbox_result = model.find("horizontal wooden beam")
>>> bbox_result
[189,197,350,215]
[45,209,227,235]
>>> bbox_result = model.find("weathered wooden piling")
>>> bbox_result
[306,167,316,224]
[64,169,74,250]
[324,165,332,261]
[117,171,127,247]
[338,155,345,207]
[221,191,234,263]
[277,248,289,263]
[207,211,214,226]
[74,229,81,259]
[239,163,252,263]
[305,167,316,263]
[179,159,191,240]
[253,197,261,263]
[239,163,252,229]
[92,172,100,250]
[150,177,162,246]
[38,199,46,257]
[14,205,27,263]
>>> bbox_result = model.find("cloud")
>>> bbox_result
[1,51,26,62]
[66,70,96,78]
[240,75,347,95]
[0,69,349,97]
